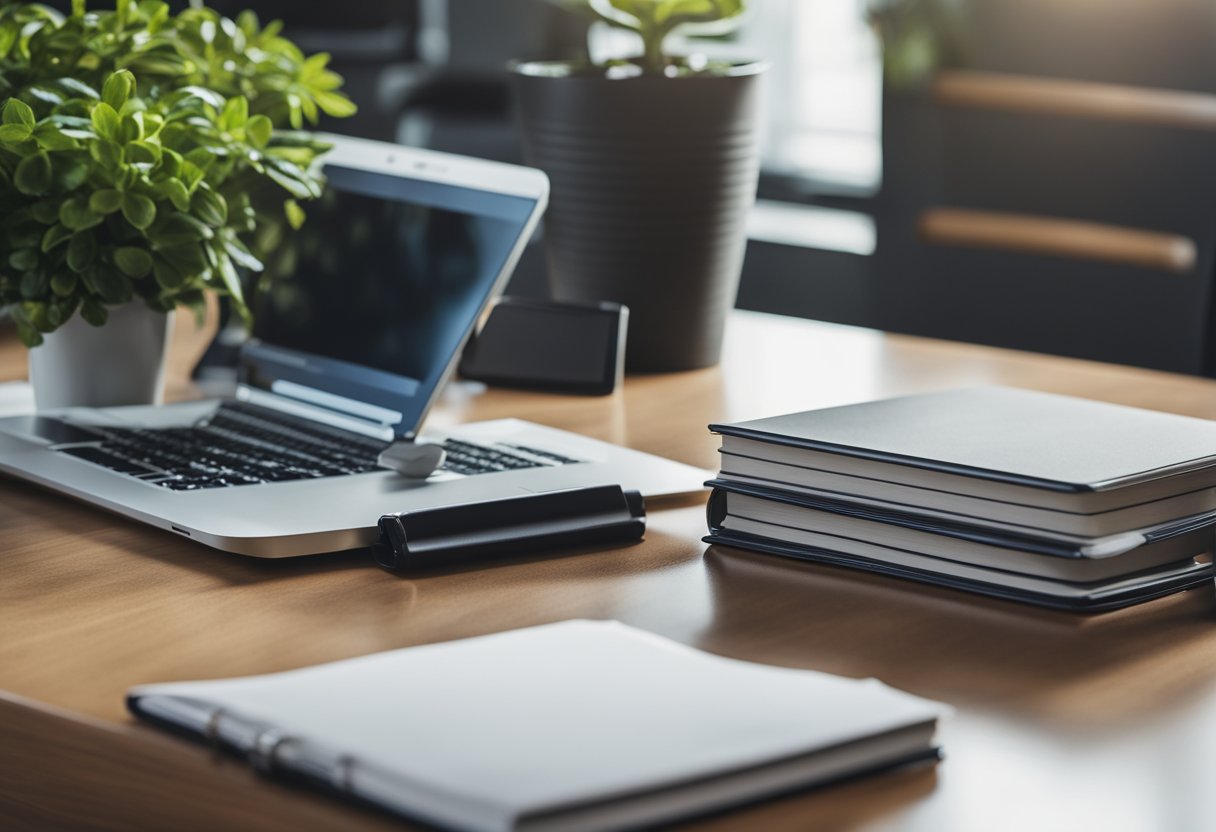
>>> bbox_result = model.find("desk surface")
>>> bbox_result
[4,309,1216,832]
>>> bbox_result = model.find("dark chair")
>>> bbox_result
[873,0,1216,376]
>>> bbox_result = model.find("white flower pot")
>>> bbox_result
[28,302,173,410]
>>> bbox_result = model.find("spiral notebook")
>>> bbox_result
[128,620,947,832]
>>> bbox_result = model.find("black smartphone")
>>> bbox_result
[459,297,628,395]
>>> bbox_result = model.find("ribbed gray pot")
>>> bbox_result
[29,300,172,410]
[514,62,764,372]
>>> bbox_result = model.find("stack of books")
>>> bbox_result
[704,387,1216,611]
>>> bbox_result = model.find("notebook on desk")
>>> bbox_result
[712,386,1216,537]
[0,135,708,557]
[128,620,948,832]
[706,388,1216,610]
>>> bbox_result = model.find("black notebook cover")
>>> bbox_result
[702,528,1211,613]
[705,479,1216,558]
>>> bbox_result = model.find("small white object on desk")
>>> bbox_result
[376,439,447,478]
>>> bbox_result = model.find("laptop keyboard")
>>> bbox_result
[54,401,579,491]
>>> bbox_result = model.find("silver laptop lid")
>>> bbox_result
[237,137,548,439]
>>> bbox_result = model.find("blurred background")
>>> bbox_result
[51,0,1216,376]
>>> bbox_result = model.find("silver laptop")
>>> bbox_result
[0,135,708,557]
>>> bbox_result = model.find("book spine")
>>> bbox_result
[127,694,353,793]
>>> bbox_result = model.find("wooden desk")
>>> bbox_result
[4,309,1216,831]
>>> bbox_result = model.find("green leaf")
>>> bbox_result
[9,248,39,271]
[150,212,216,246]
[121,192,157,229]
[90,102,121,142]
[264,161,319,199]
[31,200,59,224]
[286,95,303,130]
[102,70,135,111]
[178,159,204,191]
[141,113,165,139]
[53,156,89,191]
[246,114,272,148]
[284,199,305,230]
[299,95,319,125]
[59,197,104,231]
[14,151,52,195]
[171,85,226,111]
[152,256,188,290]
[159,242,208,276]
[0,122,32,144]
[19,272,45,300]
[114,246,154,278]
[90,267,133,304]
[220,95,249,131]
[156,178,191,211]
[23,299,52,328]
[236,9,259,38]
[51,271,77,297]
[222,233,263,271]
[89,140,123,169]
[67,231,97,273]
[117,164,141,190]
[26,86,66,107]
[118,111,143,144]
[41,224,73,253]
[159,148,182,177]
[312,90,358,118]
[89,189,124,214]
[214,249,246,311]
[126,141,161,164]
[2,98,35,128]
[184,147,215,170]
[192,186,227,226]
[15,327,43,347]
[47,115,93,130]
[81,298,107,326]
[0,22,18,62]
[143,0,170,29]
[56,78,100,100]
[301,52,331,77]
[32,123,77,151]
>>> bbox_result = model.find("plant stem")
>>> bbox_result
[641,22,667,74]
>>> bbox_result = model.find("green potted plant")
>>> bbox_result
[513,0,761,372]
[0,0,355,409]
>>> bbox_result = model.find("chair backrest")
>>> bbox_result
[875,58,1216,374]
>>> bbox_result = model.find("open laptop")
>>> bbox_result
[0,134,708,557]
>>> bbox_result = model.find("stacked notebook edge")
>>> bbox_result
[704,388,1216,611]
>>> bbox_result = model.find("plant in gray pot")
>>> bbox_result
[514,0,762,372]
[0,1,354,409]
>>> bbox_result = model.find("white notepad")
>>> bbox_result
[128,620,947,832]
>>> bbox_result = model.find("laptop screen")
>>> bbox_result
[240,163,538,436]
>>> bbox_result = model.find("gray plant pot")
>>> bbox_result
[513,62,764,372]
[28,301,173,410]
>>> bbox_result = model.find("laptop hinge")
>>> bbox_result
[237,386,397,442]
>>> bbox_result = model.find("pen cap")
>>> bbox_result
[373,484,645,571]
